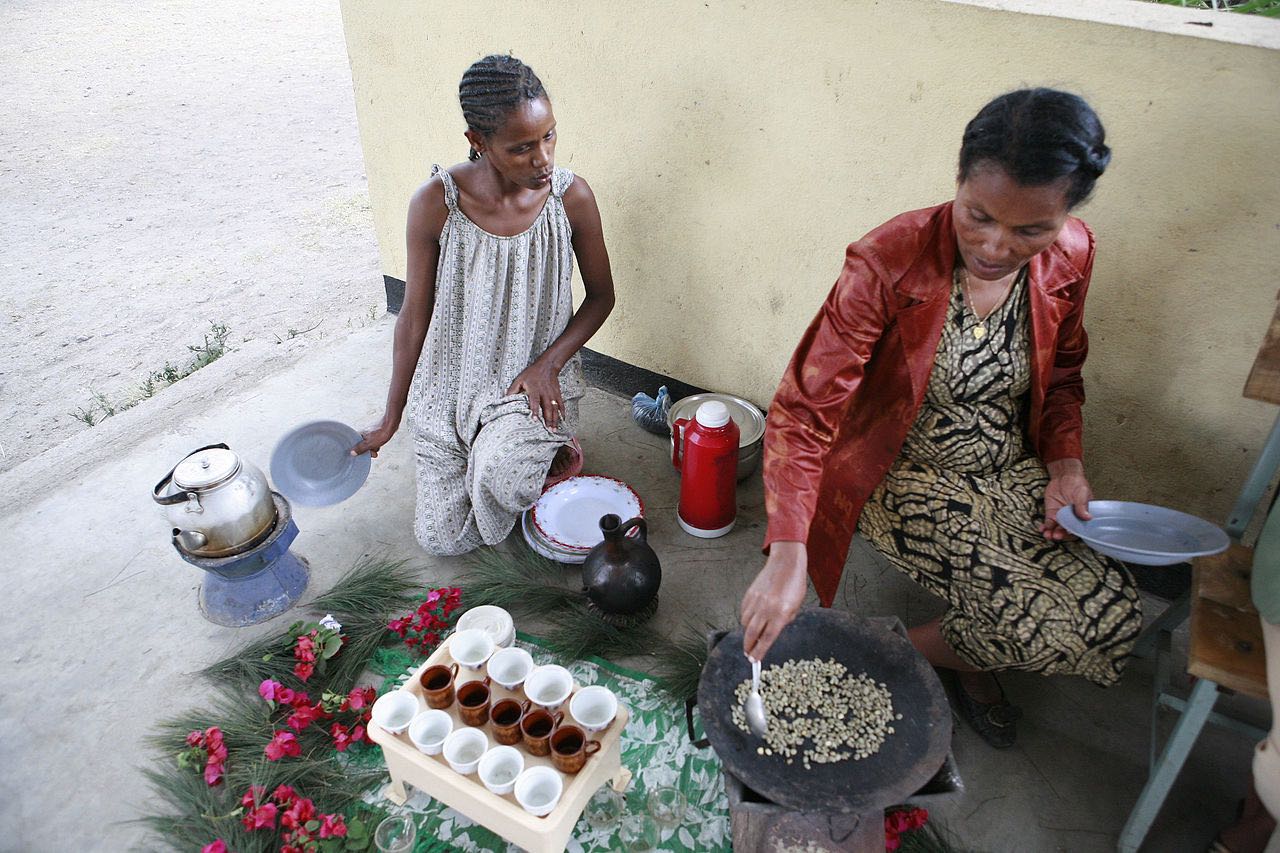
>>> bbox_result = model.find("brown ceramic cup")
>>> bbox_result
[491,698,530,746]
[456,676,493,727]
[549,724,601,774]
[520,708,564,756]
[419,663,459,709]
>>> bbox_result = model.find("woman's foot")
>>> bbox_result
[548,444,574,478]
[543,438,582,488]
[951,670,1022,749]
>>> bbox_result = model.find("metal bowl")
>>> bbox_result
[667,393,766,480]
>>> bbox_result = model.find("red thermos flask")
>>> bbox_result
[672,401,739,538]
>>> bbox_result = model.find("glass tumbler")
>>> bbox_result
[584,785,625,830]
[646,785,688,829]
[619,814,660,852]
[374,815,417,853]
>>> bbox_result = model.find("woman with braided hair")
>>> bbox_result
[353,55,616,555]
[740,89,1142,748]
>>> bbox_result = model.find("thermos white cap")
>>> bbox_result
[696,400,731,428]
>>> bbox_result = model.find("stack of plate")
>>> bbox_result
[1056,501,1229,566]
[520,475,645,564]
[455,605,516,648]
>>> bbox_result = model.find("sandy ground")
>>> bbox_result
[0,0,381,474]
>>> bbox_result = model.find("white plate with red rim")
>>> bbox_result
[521,511,587,565]
[531,475,644,552]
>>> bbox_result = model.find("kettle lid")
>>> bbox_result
[173,447,240,490]
[695,400,731,429]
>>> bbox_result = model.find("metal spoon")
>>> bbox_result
[745,657,767,737]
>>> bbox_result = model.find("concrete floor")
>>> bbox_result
[0,321,1263,852]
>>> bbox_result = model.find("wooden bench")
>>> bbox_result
[1190,544,1268,701]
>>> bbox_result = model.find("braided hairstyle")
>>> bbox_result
[459,55,548,161]
[959,88,1111,209]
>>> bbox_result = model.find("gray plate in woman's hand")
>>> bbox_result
[271,420,371,507]
[1056,500,1229,565]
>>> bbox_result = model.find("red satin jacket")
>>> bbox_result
[762,201,1096,606]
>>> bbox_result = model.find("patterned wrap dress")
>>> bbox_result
[858,270,1142,686]
[407,165,585,556]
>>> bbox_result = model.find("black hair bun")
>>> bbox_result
[1085,143,1111,178]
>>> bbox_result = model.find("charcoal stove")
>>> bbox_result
[689,611,963,852]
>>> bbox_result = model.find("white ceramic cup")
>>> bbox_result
[442,727,488,775]
[370,690,418,735]
[570,685,619,733]
[478,745,525,795]
[450,628,496,671]
[408,709,453,756]
[525,664,573,711]
[514,765,564,817]
[488,646,534,691]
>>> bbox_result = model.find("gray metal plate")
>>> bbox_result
[271,420,371,507]
[1056,501,1229,565]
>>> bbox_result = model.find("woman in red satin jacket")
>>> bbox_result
[741,90,1141,748]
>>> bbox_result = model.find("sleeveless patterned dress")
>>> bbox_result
[857,269,1141,686]
[407,165,585,556]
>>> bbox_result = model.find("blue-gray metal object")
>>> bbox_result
[1226,414,1280,539]
[271,420,371,507]
[173,491,309,627]
[1118,678,1218,853]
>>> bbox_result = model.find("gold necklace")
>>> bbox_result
[960,267,1017,340]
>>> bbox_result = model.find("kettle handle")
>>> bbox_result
[152,443,231,505]
[618,516,647,544]
[671,418,690,470]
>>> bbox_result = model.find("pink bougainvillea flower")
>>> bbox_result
[292,661,315,682]
[287,691,312,709]
[886,807,927,834]
[330,722,353,752]
[240,801,278,831]
[270,783,297,805]
[264,730,301,761]
[260,679,300,707]
[186,730,204,748]
[279,795,316,830]
[884,807,928,851]
[203,761,224,787]
[293,633,317,663]
[345,686,375,711]
[287,702,325,733]
[201,840,228,853]
[240,785,266,809]
[318,813,348,838]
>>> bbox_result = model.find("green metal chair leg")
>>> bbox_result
[1118,677,1219,852]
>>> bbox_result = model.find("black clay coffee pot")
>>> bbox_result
[581,514,661,615]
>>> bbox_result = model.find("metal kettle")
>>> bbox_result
[153,443,276,557]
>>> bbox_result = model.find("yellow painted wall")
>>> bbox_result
[340,0,1280,521]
